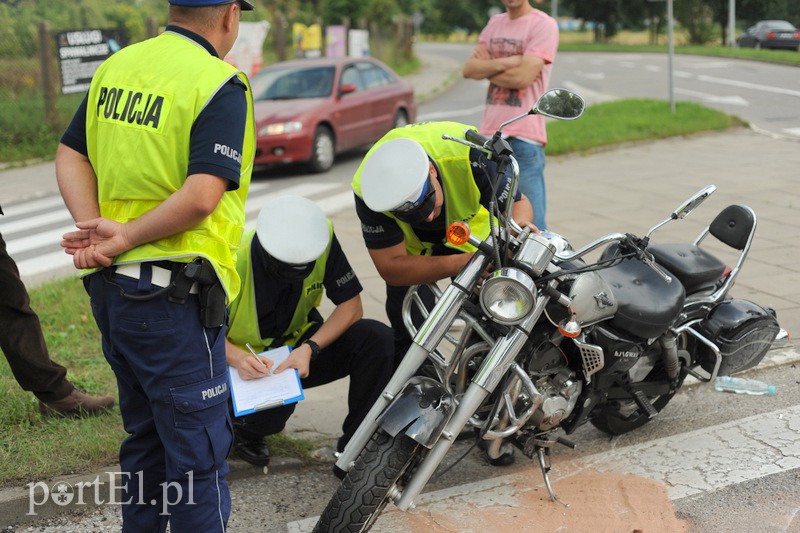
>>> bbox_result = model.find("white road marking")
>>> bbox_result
[675,88,750,106]
[418,104,487,122]
[696,74,800,98]
[561,81,616,104]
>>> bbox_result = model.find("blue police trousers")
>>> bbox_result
[86,266,232,533]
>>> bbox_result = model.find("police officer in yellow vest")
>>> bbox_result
[225,196,394,474]
[353,122,535,362]
[55,1,255,531]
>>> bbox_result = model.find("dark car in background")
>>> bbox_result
[736,20,800,50]
[249,56,417,173]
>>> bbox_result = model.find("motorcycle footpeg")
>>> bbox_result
[632,389,659,419]
[555,435,576,449]
[518,434,577,459]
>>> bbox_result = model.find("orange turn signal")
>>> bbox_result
[447,222,471,246]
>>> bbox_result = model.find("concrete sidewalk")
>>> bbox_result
[2,45,800,527]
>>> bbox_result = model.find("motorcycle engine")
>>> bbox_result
[527,341,582,431]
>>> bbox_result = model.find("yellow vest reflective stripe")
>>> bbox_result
[226,224,334,352]
[352,122,492,256]
[85,31,255,300]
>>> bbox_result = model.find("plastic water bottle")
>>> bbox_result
[714,376,776,396]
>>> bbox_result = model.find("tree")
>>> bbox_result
[562,0,623,42]
[673,0,715,45]
[322,0,363,26]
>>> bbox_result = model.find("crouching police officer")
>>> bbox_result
[56,0,256,530]
[225,196,394,475]
[353,122,535,359]
[352,123,536,467]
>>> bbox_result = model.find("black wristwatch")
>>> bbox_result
[303,339,321,360]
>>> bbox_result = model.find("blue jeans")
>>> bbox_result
[509,137,547,230]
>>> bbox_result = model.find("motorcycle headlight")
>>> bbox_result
[479,268,536,325]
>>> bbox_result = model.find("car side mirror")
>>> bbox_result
[339,83,358,96]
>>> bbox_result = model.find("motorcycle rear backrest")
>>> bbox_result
[694,204,756,296]
[704,204,756,250]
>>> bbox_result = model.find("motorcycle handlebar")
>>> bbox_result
[553,232,672,283]
[464,128,490,147]
[639,249,673,283]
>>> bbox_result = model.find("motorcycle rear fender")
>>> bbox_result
[377,376,455,448]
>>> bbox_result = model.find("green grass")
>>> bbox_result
[0,91,84,164]
[0,276,125,486]
[546,99,743,156]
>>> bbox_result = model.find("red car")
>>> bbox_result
[250,56,417,173]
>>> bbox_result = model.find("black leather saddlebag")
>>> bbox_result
[699,299,780,376]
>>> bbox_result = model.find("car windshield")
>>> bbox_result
[251,66,335,100]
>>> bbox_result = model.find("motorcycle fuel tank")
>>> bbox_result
[568,271,618,327]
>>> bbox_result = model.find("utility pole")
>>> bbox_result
[728,0,736,47]
[650,0,675,113]
[667,0,674,112]
[551,0,558,19]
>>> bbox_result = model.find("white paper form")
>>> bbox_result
[228,345,304,416]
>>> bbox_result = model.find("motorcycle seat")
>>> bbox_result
[598,244,686,340]
[646,243,726,294]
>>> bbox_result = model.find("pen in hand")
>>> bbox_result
[245,343,270,373]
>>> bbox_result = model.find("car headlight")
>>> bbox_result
[479,268,536,325]
[259,121,302,136]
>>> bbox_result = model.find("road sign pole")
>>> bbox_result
[728,0,736,48]
[668,0,675,112]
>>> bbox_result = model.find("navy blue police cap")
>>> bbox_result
[169,0,255,10]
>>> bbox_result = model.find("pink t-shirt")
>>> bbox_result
[478,9,559,145]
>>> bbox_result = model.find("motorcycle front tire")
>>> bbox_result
[313,429,422,533]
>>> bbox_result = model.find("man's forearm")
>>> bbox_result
[371,249,473,286]
[56,143,100,223]
[463,55,522,80]
[311,296,362,349]
[489,56,545,90]
[463,57,507,80]
[122,173,227,249]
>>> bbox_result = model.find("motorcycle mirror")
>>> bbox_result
[497,89,585,132]
[645,184,717,238]
[671,184,717,220]
[531,89,585,120]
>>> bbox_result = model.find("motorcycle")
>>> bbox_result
[313,89,784,532]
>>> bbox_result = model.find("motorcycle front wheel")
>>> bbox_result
[313,430,423,533]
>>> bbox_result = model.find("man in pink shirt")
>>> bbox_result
[463,0,558,230]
